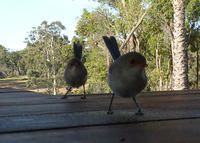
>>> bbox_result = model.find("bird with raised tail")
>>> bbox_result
[61,41,87,99]
[103,36,148,115]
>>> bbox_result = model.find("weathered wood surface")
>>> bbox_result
[0,88,31,93]
[1,119,199,143]
[0,88,200,143]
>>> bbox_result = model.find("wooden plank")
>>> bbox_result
[0,91,47,98]
[0,118,200,143]
[1,92,200,106]
[0,107,200,133]
[0,95,110,106]
[0,88,29,93]
[1,89,200,97]
[0,101,108,117]
[0,89,200,134]
[0,95,200,117]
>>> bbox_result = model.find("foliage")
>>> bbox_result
[85,47,110,93]
[23,21,71,94]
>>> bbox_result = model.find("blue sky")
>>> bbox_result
[0,0,99,51]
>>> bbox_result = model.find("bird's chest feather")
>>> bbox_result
[108,67,147,97]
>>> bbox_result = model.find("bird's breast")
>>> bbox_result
[64,64,87,88]
[108,67,147,97]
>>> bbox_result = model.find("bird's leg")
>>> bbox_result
[132,96,144,116]
[107,93,115,115]
[81,84,87,99]
[61,87,72,99]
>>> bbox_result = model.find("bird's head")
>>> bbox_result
[128,52,147,69]
[68,58,81,68]
[117,52,147,71]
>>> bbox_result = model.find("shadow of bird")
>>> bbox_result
[61,41,87,99]
[103,36,148,115]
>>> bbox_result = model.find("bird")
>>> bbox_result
[61,41,87,99]
[103,36,148,115]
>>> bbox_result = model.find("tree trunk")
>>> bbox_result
[196,41,199,88]
[172,0,188,90]
[129,35,134,52]
[51,36,57,95]
[156,46,159,70]
[156,43,163,91]
[106,49,110,68]
[158,55,163,91]
[52,56,57,95]
[122,0,126,8]
[46,50,51,94]
[166,21,174,91]
[135,32,140,52]
[166,56,172,90]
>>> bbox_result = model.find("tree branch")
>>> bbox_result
[120,6,152,50]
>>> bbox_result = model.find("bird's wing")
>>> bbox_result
[103,36,120,61]
[73,41,83,60]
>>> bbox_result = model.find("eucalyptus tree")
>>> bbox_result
[75,8,116,92]
[149,0,199,90]
[0,45,10,77]
[7,52,22,76]
[0,45,25,77]
[172,0,188,90]
[25,21,69,95]
[185,0,200,89]
[145,0,200,90]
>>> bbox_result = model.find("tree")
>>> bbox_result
[75,8,116,93]
[172,0,188,90]
[25,21,70,95]
[0,45,10,77]
[185,0,200,89]
[85,47,110,93]
[7,52,22,76]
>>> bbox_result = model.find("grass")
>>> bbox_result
[0,76,28,81]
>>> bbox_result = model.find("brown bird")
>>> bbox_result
[61,41,87,99]
[103,36,148,115]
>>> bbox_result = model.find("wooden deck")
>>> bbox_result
[0,88,200,143]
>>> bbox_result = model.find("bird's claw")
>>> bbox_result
[107,110,113,115]
[81,96,87,99]
[135,111,144,116]
[61,96,68,99]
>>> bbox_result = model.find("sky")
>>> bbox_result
[0,0,99,51]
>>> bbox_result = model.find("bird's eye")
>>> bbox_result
[130,59,135,65]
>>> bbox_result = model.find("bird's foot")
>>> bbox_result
[81,96,87,99]
[135,111,144,116]
[107,110,113,115]
[61,95,68,99]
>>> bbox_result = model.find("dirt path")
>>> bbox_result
[0,77,45,92]
[0,79,27,89]
[0,77,66,94]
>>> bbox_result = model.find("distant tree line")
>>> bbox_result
[0,45,24,78]
[0,0,199,94]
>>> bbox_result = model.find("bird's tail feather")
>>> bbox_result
[103,36,120,60]
[73,41,83,60]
